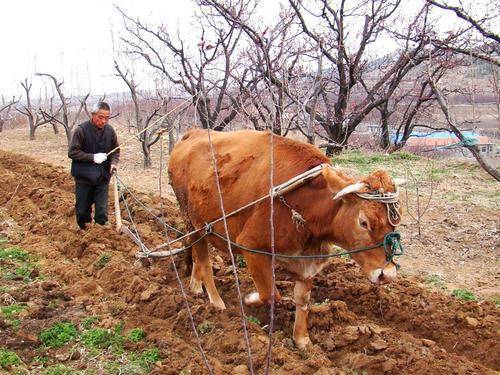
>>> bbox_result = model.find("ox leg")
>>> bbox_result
[190,239,226,310]
[243,254,281,307]
[293,279,313,349]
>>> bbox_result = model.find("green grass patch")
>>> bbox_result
[0,247,29,262]
[95,253,112,269]
[452,288,478,302]
[196,321,213,335]
[246,315,261,325]
[236,255,246,268]
[129,348,161,372]
[81,316,101,330]
[0,348,22,369]
[1,304,26,319]
[39,322,79,348]
[127,328,146,342]
[425,274,447,290]
[488,295,500,307]
[81,324,125,352]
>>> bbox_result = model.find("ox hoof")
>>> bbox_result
[189,279,204,295]
[244,292,264,307]
[210,298,226,310]
[295,336,312,350]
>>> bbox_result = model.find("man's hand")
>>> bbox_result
[110,164,117,174]
[93,153,107,164]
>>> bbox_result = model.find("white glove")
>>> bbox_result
[93,153,107,164]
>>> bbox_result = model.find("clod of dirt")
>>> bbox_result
[232,364,249,374]
[369,338,389,351]
[466,316,480,327]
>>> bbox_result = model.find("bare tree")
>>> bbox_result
[203,0,446,154]
[115,60,186,167]
[0,96,19,133]
[429,70,500,181]
[425,0,499,66]
[16,79,53,140]
[36,72,89,145]
[117,3,254,131]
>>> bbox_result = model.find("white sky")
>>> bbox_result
[0,0,496,100]
[0,0,205,98]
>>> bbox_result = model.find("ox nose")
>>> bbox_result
[369,265,397,284]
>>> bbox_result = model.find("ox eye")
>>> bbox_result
[359,218,369,230]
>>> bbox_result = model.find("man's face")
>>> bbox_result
[91,109,110,129]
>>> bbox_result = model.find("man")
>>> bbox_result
[68,101,120,230]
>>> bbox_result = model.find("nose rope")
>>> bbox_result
[356,189,402,227]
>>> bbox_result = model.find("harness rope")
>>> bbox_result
[115,166,404,264]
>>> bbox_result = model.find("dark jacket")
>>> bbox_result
[68,120,120,185]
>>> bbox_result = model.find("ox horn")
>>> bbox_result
[333,182,367,200]
[393,178,407,187]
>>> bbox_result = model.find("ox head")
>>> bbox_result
[322,165,405,285]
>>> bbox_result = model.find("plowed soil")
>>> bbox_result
[0,149,499,374]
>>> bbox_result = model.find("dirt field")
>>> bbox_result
[0,125,499,373]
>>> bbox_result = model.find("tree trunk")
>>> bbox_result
[168,128,175,154]
[0,119,4,133]
[379,120,390,150]
[29,119,35,141]
[142,140,152,168]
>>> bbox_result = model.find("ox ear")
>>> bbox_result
[322,165,351,197]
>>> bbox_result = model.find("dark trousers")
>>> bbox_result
[75,181,109,229]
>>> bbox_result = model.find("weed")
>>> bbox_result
[179,369,192,375]
[0,247,28,262]
[4,263,38,282]
[43,364,76,375]
[489,295,500,307]
[246,315,261,325]
[33,356,49,365]
[39,322,79,348]
[1,304,26,319]
[129,348,161,372]
[10,319,21,330]
[0,348,21,368]
[81,316,101,330]
[425,274,447,290]
[236,255,246,268]
[95,253,112,269]
[82,325,124,352]
[196,321,213,335]
[127,328,146,342]
[452,288,478,302]
[47,300,58,311]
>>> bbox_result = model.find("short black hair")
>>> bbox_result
[91,101,111,113]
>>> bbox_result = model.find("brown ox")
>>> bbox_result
[168,129,402,348]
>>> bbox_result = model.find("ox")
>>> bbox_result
[168,129,403,348]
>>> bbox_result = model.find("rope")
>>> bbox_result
[118,180,148,254]
[115,175,183,235]
[356,190,402,227]
[205,125,255,375]
[106,98,192,157]
[157,135,214,374]
[208,230,404,262]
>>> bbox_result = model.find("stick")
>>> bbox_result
[113,174,122,232]
[106,98,191,156]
